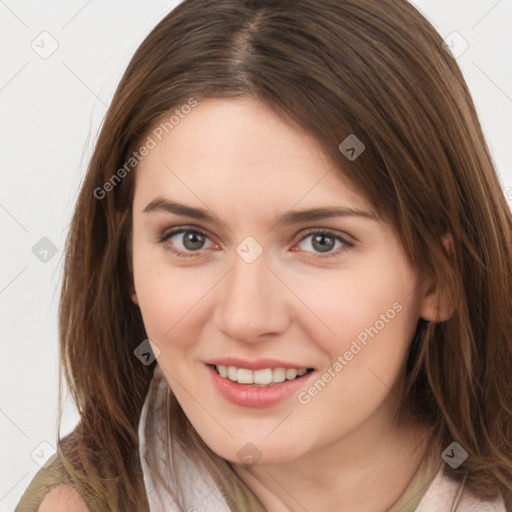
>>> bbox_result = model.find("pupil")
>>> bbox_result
[312,234,334,253]
[184,231,204,250]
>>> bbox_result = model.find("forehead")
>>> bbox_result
[133,97,371,217]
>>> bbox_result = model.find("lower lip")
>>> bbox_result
[207,365,313,408]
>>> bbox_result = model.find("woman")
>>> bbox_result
[16,0,512,510]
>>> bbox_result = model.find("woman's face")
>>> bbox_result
[130,97,430,465]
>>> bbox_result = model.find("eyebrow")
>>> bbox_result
[142,197,377,226]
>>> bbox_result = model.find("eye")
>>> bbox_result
[158,227,216,258]
[157,227,353,259]
[295,229,353,257]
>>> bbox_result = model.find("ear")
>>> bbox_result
[116,210,140,307]
[418,234,455,322]
[130,288,139,306]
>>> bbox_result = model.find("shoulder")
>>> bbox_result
[38,485,89,512]
[15,452,90,512]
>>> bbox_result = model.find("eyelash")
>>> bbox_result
[157,226,354,259]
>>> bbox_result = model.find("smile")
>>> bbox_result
[214,365,311,386]
[206,361,315,407]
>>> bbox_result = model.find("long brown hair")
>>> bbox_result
[57,0,512,509]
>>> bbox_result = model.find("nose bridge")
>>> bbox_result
[213,249,288,341]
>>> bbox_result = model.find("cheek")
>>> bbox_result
[290,258,420,384]
[293,277,418,437]
[132,246,216,352]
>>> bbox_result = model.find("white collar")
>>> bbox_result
[138,363,230,511]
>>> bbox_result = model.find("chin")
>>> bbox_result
[206,438,304,467]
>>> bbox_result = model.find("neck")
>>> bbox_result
[231,406,434,512]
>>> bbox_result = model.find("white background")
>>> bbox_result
[1,1,511,510]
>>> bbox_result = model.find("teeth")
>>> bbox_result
[253,369,273,385]
[272,368,286,383]
[285,369,297,380]
[215,365,310,385]
[237,368,253,384]
[227,366,238,381]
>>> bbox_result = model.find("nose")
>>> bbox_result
[212,251,291,344]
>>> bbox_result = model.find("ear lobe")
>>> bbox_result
[418,233,455,322]
[418,284,454,322]
[441,233,455,258]
[130,289,139,306]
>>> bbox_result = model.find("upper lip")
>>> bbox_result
[205,357,313,371]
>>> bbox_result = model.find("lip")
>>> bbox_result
[207,364,314,408]
[204,357,312,371]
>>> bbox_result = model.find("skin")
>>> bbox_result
[38,485,89,511]
[130,97,450,511]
